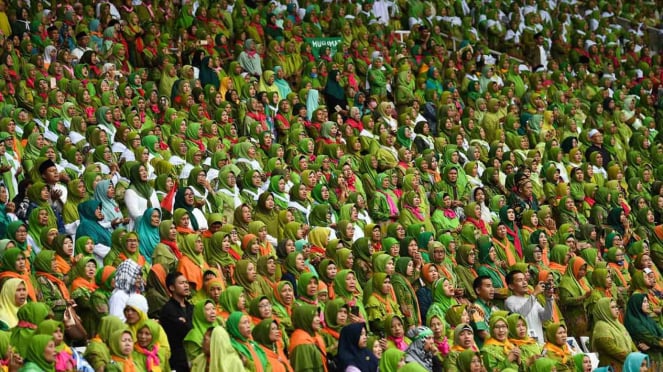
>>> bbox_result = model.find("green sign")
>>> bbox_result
[304,37,343,58]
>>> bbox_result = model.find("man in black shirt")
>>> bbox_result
[584,128,613,165]
[160,272,193,372]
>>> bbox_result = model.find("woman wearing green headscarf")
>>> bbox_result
[438,164,471,209]
[320,298,348,358]
[399,190,435,234]
[541,323,574,372]
[226,311,269,372]
[252,318,293,372]
[34,250,69,321]
[591,297,637,369]
[105,328,138,372]
[19,334,56,372]
[132,319,171,372]
[556,196,587,230]
[427,277,459,328]
[334,269,367,323]
[475,236,509,305]
[125,163,159,223]
[10,302,51,359]
[21,132,44,172]
[84,315,126,370]
[289,304,328,372]
[558,257,592,338]
[624,293,663,369]
[365,272,402,332]
[455,245,479,302]
[391,257,421,329]
[480,315,520,371]
[183,299,222,362]
[295,272,319,308]
[506,313,542,368]
[204,231,238,285]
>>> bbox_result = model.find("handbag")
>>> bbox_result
[63,306,88,341]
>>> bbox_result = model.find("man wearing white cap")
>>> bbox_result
[584,128,613,165]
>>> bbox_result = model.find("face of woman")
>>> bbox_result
[295,253,306,272]
[506,208,516,221]
[554,326,567,346]
[326,263,337,280]
[345,272,357,292]
[246,263,257,282]
[120,332,134,356]
[203,302,217,323]
[242,206,252,223]
[178,214,191,228]
[266,321,281,343]
[493,320,508,341]
[37,209,50,225]
[122,312,144,343]
[84,261,97,279]
[642,297,651,313]
[125,235,138,253]
[389,242,400,257]
[138,165,148,181]
[357,327,368,349]
[470,355,483,372]
[280,284,294,305]
[467,250,476,265]
[14,253,26,273]
[195,237,204,253]
[62,237,74,256]
[496,224,507,239]
[255,298,272,318]
[377,257,393,275]
[14,282,27,306]
[442,279,455,297]
[488,247,497,263]
[43,340,57,363]
[516,319,528,338]
[372,340,384,359]
[391,317,404,338]
[430,316,444,338]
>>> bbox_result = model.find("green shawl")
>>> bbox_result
[226,311,268,370]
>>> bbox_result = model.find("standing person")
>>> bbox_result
[505,270,553,344]
[160,272,193,372]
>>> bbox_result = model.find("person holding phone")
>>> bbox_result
[505,270,554,345]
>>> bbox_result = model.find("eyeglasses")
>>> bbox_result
[258,303,272,309]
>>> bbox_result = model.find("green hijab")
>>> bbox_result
[219,286,245,314]
[591,297,632,352]
[184,299,220,348]
[23,334,55,372]
[226,311,268,368]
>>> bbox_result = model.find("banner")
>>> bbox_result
[304,37,343,59]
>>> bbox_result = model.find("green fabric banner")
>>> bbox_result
[304,37,343,58]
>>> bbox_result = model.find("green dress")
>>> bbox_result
[132,319,172,372]
[507,313,542,370]
[558,256,591,338]
[480,316,520,371]
[289,304,328,372]
[591,297,637,368]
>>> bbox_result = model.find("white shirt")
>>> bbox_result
[505,294,553,345]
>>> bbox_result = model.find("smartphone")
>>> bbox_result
[49,77,57,89]
[350,306,360,316]
[199,40,208,46]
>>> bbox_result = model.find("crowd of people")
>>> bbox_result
[0,0,660,371]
